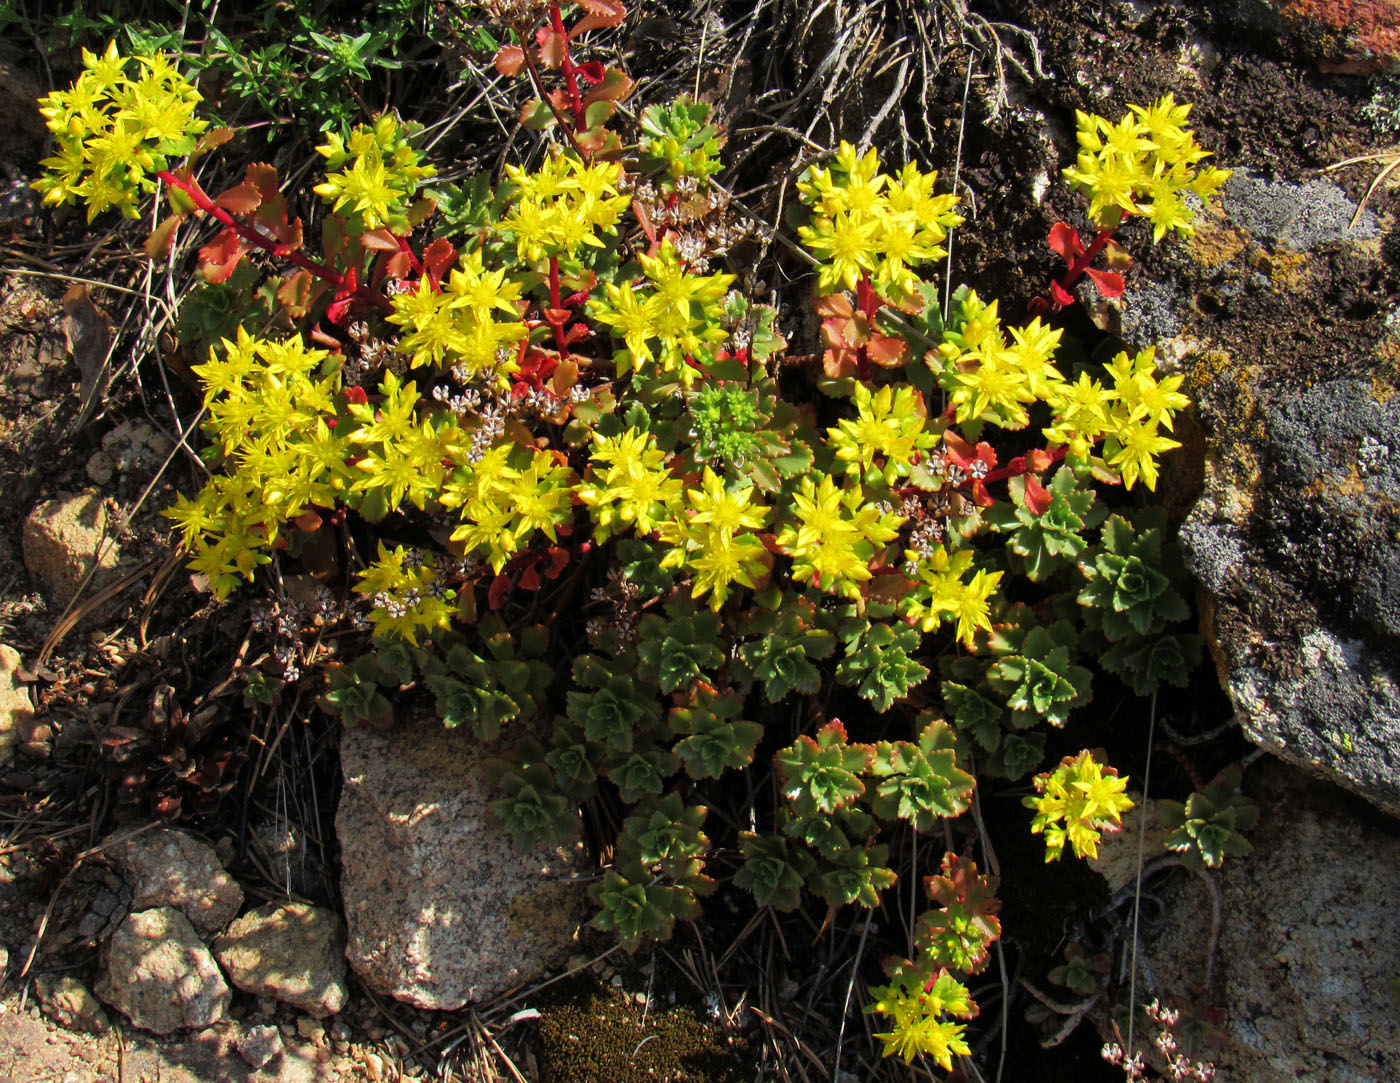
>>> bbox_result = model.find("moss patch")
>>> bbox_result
[535,974,748,1083]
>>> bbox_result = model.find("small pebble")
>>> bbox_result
[296,1017,325,1045]
[329,1018,351,1041]
[237,1024,284,1070]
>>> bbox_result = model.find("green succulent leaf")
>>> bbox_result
[774,720,875,814]
[835,620,929,714]
[670,684,763,779]
[734,833,815,911]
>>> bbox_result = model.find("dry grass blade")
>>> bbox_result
[36,556,162,668]
[1322,145,1400,227]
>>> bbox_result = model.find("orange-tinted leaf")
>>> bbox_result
[866,333,908,368]
[581,66,634,106]
[361,228,402,252]
[536,26,564,68]
[572,0,627,35]
[1049,280,1075,307]
[199,229,246,284]
[494,43,525,76]
[552,358,579,398]
[276,270,314,318]
[814,292,855,318]
[422,237,457,280]
[193,127,236,157]
[145,213,184,259]
[214,181,263,215]
[1023,474,1053,516]
[246,163,281,200]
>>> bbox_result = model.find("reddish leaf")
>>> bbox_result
[544,547,570,579]
[275,270,314,319]
[494,44,525,76]
[213,181,263,215]
[814,292,855,319]
[576,60,605,84]
[421,237,457,281]
[581,66,634,107]
[535,26,564,68]
[344,386,369,406]
[1023,474,1053,516]
[198,229,246,284]
[519,562,541,592]
[247,162,282,201]
[383,250,413,280]
[1047,221,1085,265]
[1024,447,1056,473]
[294,510,323,533]
[571,0,627,35]
[361,228,402,252]
[1049,280,1075,308]
[1084,267,1125,299]
[632,198,657,243]
[488,573,513,611]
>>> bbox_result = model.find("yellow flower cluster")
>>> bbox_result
[314,113,437,232]
[355,543,460,644]
[869,972,975,1068]
[657,468,770,609]
[387,249,527,384]
[439,444,576,573]
[498,151,629,263]
[33,42,207,220]
[347,371,465,513]
[1024,750,1135,862]
[827,383,938,487]
[588,240,736,385]
[1043,345,1190,490]
[1062,95,1232,240]
[899,545,1004,646]
[932,292,1065,430]
[796,142,963,302]
[774,475,903,600]
[164,329,349,598]
[933,294,1189,491]
[575,428,684,542]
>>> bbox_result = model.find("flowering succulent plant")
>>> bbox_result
[35,20,1230,1073]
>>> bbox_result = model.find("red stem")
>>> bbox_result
[1061,227,1117,291]
[1032,226,1118,313]
[157,170,392,314]
[545,255,571,359]
[551,3,586,128]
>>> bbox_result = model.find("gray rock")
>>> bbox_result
[0,644,33,768]
[1181,377,1400,815]
[213,902,347,1018]
[20,489,123,611]
[105,828,243,935]
[1143,762,1400,1082]
[1222,169,1378,251]
[95,908,230,1034]
[33,975,109,1034]
[237,1023,284,1069]
[337,721,590,1009]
